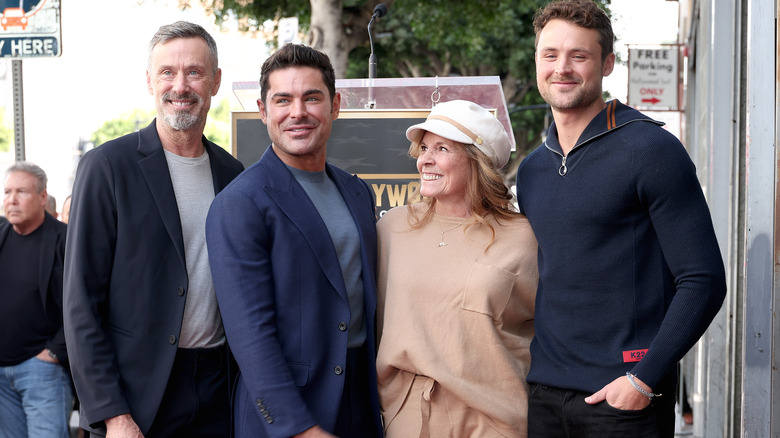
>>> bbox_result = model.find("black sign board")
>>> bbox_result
[232,110,428,216]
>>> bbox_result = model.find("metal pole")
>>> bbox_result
[742,0,777,435]
[12,59,25,162]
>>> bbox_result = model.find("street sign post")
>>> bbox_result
[1,0,61,161]
[627,45,680,110]
[0,0,61,58]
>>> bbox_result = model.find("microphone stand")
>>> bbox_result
[366,4,387,109]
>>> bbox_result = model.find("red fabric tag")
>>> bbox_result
[623,349,648,363]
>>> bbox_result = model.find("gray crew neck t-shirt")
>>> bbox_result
[164,148,223,349]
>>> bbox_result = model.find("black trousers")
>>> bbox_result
[528,383,676,438]
[145,344,230,438]
[332,344,380,438]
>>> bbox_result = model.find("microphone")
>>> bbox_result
[372,3,388,19]
[367,3,387,108]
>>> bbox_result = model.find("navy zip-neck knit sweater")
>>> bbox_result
[516,100,726,393]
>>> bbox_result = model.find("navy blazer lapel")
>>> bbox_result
[328,164,376,258]
[260,148,349,301]
[329,167,378,308]
[136,121,186,267]
[328,166,372,228]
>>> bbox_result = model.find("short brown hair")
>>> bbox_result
[259,44,336,104]
[533,0,614,62]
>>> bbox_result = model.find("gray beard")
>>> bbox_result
[164,110,200,131]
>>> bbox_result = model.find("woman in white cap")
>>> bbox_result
[376,99,538,437]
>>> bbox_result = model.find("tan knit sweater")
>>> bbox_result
[376,203,538,437]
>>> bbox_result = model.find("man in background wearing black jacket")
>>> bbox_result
[0,162,70,438]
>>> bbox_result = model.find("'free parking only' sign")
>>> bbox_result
[627,46,679,110]
[0,0,61,58]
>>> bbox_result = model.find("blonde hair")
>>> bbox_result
[406,139,520,250]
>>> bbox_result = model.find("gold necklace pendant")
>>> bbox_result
[436,215,467,247]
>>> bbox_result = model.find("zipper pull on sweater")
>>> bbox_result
[559,155,568,176]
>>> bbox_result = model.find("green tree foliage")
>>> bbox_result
[352,0,560,169]
[0,108,12,154]
[205,0,312,34]
[193,0,611,177]
[201,0,382,78]
[204,98,231,150]
[89,99,233,151]
[90,109,156,148]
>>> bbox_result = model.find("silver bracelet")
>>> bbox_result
[626,372,661,399]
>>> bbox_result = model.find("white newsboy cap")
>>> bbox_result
[406,100,511,169]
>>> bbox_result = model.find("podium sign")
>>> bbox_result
[231,76,513,216]
[233,110,427,217]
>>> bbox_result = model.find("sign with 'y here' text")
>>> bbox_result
[0,0,61,58]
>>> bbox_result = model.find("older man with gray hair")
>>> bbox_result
[64,21,244,438]
[0,161,71,438]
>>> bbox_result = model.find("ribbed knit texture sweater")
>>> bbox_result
[376,204,538,437]
[515,100,726,393]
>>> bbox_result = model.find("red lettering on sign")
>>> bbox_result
[640,88,664,95]
[623,349,648,363]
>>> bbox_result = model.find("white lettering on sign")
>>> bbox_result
[0,41,4,52]
[10,39,55,56]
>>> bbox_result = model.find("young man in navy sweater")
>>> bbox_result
[515,1,727,436]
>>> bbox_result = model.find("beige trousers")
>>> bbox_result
[384,375,511,438]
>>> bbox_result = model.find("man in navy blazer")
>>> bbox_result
[206,44,383,438]
[63,22,244,437]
